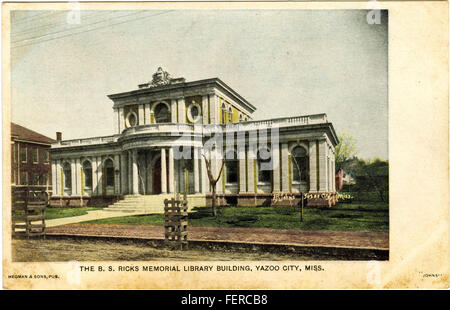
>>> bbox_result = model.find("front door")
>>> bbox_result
[152,157,161,194]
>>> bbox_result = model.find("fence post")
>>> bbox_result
[164,196,188,250]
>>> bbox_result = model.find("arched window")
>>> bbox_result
[257,148,272,183]
[154,102,170,123]
[104,159,115,187]
[291,146,308,182]
[225,150,238,184]
[63,162,72,194]
[82,160,92,190]
[221,103,227,124]
[228,107,233,123]
[239,113,243,122]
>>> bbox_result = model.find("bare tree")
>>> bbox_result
[291,156,304,222]
[137,160,146,195]
[202,154,225,217]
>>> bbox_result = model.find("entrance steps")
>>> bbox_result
[104,194,206,214]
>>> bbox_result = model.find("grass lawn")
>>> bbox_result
[44,207,104,220]
[85,202,389,232]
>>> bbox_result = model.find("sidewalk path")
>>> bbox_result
[45,210,146,228]
[47,224,389,249]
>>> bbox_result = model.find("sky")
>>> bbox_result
[10,9,388,160]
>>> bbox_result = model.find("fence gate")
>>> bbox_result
[12,188,47,238]
[164,194,188,249]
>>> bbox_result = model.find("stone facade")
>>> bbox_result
[49,68,339,207]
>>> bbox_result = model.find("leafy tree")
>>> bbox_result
[335,132,358,169]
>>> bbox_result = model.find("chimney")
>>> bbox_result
[56,132,62,142]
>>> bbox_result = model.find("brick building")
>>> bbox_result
[11,122,55,193]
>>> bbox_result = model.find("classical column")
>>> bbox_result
[238,147,246,193]
[55,160,62,196]
[92,158,98,196]
[193,148,200,193]
[281,143,290,192]
[170,100,177,123]
[132,149,139,195]
[97,156,103,196]
[331,154,336,192]
[318,139,328,192]
[146,153,153,194]
[128,151,132,194]
[51,160,57,196]
[120,152,128,194]
[168,148,175,193]
[138,104,145,125]
[70,159,76,196]
[75,158,81,196]
[161,148,167,193]
[328,156,332,192]
[201,149,209,193]
[209,94,218,124]
[246,146,255,193]
[118,107,125,133]
[144,103,151,125]
[114,108,119,134]
[114,154,120,194]
[215,156,224,194]
[139,153,147,194]
[309,140,318,192]
[272,143,281,192]
[177,98,186,123]
[202,95,209,124]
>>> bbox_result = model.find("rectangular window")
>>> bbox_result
[42,173,48,186]
[20,172,28,185]
[43,150,49,163]
[106,167,115,187]
[32,173,39,185]
[20,147,27,163]
[226,160,238,183]
[32,148,39,163]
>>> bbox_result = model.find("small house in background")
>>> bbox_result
[11,122,55,193]
[342,169,355,184]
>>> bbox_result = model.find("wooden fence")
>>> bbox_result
[12,188,48,238]
[164,194,188,249]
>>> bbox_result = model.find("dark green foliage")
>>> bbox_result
[354,158,389,202]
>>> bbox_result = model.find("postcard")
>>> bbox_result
[2,1,448,290]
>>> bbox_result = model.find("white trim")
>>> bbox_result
[289,142,309,156]
[187,101,202,123]
[125,111,138,128]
